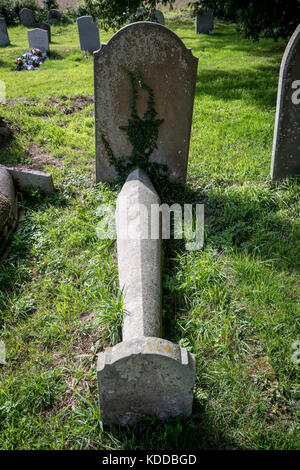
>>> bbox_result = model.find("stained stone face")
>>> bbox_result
[98,337,196,425]
[19,8,35,27]
[47,9,61,25]
[0,17,10,47]
[271,24,300,181]
[196,9,214,34]
[94,22,198,184]
[28,28,49,52]
[77,16,100,53]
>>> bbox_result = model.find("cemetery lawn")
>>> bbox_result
[0,14,299,450]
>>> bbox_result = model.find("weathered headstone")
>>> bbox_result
[77,16,100,53]
[28,28,49,52]
[94,22,198,184]
[154,10,165,25]
[47,9,61,25]
[0,17,10,47]
[195,9,214,35]
[36,23,51,43]
[19,8,36,27]
[97,169,196,425]
[0,166,18,253]
[271,24,300,181]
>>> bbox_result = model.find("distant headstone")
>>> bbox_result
[196,9,214,34]
[19,8,35,27]
[47,9,61,25]
[94,22,198,184]
[28,28,49,52]
[77,16,100,53]
[35,23,51,43]
[271,24,300,181]
[0,17,10,47]
[154,10,165,25]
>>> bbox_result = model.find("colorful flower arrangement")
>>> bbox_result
[15,49,47,71]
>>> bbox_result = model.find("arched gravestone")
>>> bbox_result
[94,22,198,184]
[47,9,61,25]
[19,8,35,27]
[154,10,164,25]
[271,24,300,181]
[0,17,10,46]
[77,16,100,53]
[35,23,51,43]
[28,28,49,52]
[196,9,214,34]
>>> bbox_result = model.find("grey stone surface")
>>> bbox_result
[77,16,100,53]
[116,169,162,341]
[47,9,61,25]
[97,337,195,425]
[7,168,54,195]
[271,24,300,181]
[154,10,164,25]
[0,166,17,252]
[28,28,49,52]
[19,8,35,27]
[36,23,51,43]
[0,17,10,47]
[94,22,198,184]
[97,169,195,425]
[196,9,214,34]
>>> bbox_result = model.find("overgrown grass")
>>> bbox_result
[0,15,299,450]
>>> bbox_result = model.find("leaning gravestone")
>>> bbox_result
[0,17,10,47]
[28,28,49,52]
[77,16,100,53]
[19,8,36,27]
[196,9,214,34]
[271,24,300,181]
[94,22,198,184]
[47,9,61,25]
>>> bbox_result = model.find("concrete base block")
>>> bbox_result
[97,337,195,425]
[7,168,54,195]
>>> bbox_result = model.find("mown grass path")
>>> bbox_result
[0,15,299,450]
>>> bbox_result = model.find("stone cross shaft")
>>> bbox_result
[97,169,195,425]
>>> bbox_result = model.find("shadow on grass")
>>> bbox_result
[48,50,64,60]
[106,399,242,450]
[195,66,279,108]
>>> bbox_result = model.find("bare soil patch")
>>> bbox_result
[46,96,94,115]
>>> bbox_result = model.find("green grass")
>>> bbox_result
[0,15,299,450]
